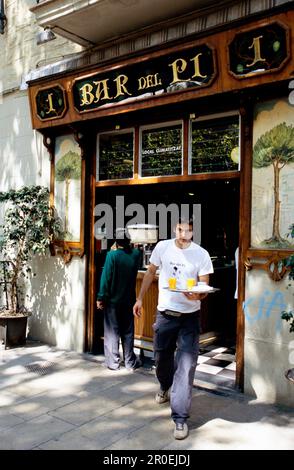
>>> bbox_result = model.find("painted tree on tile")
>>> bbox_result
[253,122,294,246]
[55,150,81,237]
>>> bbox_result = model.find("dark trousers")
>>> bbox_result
[153,310,200,423]
[104,303,137,369]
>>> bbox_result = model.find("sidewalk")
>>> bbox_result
[0,341,293,450]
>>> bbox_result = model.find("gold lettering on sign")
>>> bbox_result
[154,73,162,86]
[45,93,56,114]
[138,73,162,90]
[169,58,190,84]
[246,36,266,67]
[80,83,95,106]
[190,53,207,79]
[93,79,112,102]
[114,75,132,98]
[138,77,146,90]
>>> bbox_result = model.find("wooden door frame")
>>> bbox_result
[83,128,97,353]
[85,102,248,391]
[235,102,253,391]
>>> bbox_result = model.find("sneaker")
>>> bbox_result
[103,362,120,371]
[126,359,142,372]
[155,389,169,404]
[174,422,189,440]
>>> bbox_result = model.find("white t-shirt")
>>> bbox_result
[149,239,214,313]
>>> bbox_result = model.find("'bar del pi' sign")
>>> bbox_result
[34,21,289,122]
[72,44,216,113]
[35,44,216,121]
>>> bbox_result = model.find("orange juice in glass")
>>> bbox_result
[168,277,177,290]
[186,278,196,290]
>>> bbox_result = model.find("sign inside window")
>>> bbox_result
[141,124,183,177]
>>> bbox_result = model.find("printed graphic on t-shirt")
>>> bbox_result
[170,262,185,282]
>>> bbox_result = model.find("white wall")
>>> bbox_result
[0,0,82,92]
[0,92,48,190]
[244,269,294,407]
[29,256,86,352]
[0,1,85,351]
[0,0,82,191]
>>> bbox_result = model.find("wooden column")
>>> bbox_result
[236,101,253,390]
[134,272,158,342]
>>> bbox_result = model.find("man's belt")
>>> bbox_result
[160,309,188,317]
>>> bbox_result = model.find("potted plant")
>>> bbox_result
[281,223,294,383]
[0,186,61,348]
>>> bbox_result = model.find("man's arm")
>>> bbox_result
[96,253,113,310]
[133,263,157,318]
[199,274,209,284]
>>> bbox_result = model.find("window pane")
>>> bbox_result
[141,124,182,177]
[191,116,239,174]
[98,131,134,180]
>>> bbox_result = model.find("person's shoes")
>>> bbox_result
[174,422,189,440]
[103,362,120,371]
[126,359,142,372]
[155,389,169,404]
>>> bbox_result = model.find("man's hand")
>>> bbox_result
[96,300,104,310]
[183,292,208,301]
[133,299,142,318]
[133,264,156,319]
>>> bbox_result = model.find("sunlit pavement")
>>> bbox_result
[0,341,293,450]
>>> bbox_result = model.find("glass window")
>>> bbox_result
[98,131,134,181]
[190,115,239,174]
[140,123,182,177]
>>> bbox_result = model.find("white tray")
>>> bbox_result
[163,286,220,293]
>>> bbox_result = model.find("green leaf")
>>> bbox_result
[0,186,62,312]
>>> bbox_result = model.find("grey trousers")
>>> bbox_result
[104,303,137,370]
[153,310,200,423]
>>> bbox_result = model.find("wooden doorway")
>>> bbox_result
[85,103,249,391]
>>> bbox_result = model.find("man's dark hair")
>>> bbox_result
[177,216,194,226]
[114,227,131,251]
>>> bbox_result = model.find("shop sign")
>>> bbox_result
[72,44,215,113]
[35,85,67,121]
[228,22,289,78]
[33,20,291,123]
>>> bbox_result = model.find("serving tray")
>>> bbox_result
[163,286,220,293]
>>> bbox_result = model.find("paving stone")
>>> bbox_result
[0,414,75,450]
[0,343,293,450]
[0,411,25,431]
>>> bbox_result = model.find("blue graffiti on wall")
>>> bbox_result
[243,290,288,332]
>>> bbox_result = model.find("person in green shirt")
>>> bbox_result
[97,228,142,371]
